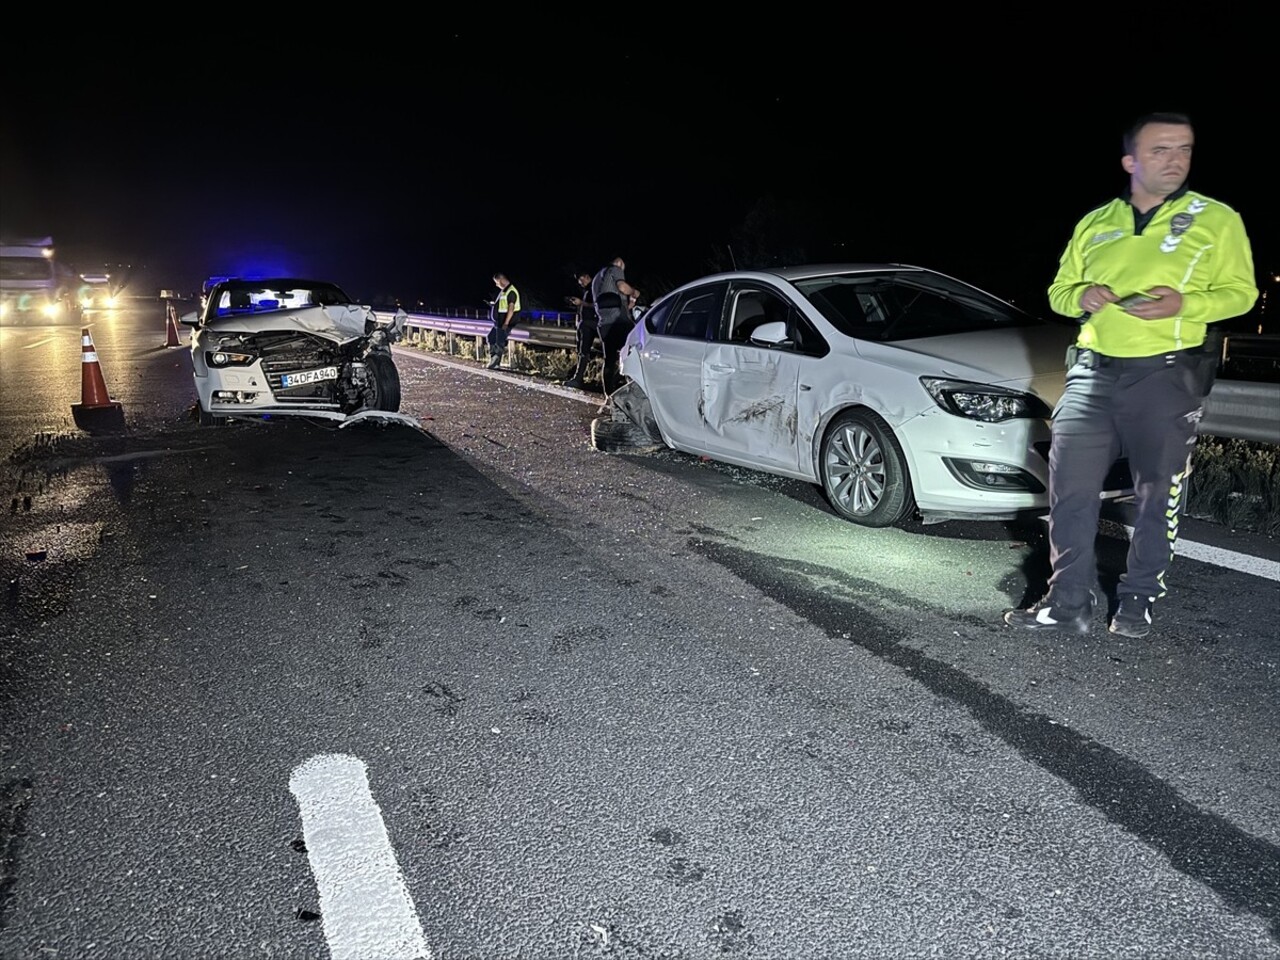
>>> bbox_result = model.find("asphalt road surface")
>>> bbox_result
[0,305,1277,959]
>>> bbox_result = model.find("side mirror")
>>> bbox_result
[748,320,788,345]
[179,310,200,327]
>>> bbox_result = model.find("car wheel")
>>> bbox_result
[196,402,227,427]
[590,415,662,454]
[366,353,401,411]
[819,409,915,528]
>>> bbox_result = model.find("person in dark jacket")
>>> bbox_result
[590,256,641,395]
[563,271,597,390]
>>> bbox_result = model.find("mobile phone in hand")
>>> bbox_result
[1116,293,1161,309]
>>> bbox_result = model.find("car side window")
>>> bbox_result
[726,288,790,343]
[642,297,675,335]
[664,283,727,340]
[788,308,830,358]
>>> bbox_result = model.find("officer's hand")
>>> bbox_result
[1080,285,1118,313]
[1123,286,1182,320]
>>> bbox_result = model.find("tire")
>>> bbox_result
[196,402,227,427]
[819,409,915,528]
[590,415,662,454]
[365,353,401,411]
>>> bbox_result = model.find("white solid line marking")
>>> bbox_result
[1082,516,1279,582]
[394,348,604,405]
[289,754,432,960]
[1127,524,1280,581]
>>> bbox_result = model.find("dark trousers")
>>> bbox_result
[572,318,600,380]
[487,322,509,358]
[1046,352,1205,605]
[597,308,633,394]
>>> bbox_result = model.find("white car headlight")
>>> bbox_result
[920,377,1051,422]
[207,350,255,367]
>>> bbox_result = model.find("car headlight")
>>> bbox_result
[920,377,1051,422]
[206,349,256,367]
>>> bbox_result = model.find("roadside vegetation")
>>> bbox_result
[1185,437,1279,536]
[403,332,1279,536]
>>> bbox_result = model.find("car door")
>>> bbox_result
[640,283,725,449]
[700,285,805,472]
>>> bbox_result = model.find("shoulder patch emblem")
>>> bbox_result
[1170,213,1194,236]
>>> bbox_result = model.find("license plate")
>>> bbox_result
[281,366,338,388]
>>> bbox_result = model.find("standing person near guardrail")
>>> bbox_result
[486,272,521,369]
[563,271,597,390]
[1004,111,1259,640]
[591,256,641,395]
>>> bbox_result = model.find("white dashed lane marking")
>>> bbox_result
[289,754,432,960]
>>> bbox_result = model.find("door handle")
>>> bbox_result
[799,383,812,391]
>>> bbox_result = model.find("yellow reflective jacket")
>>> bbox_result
[1047,190,1258,357]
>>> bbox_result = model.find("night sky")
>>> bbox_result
[3,26,1274,320]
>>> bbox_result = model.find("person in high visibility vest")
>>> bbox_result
[1004,111,1258,640]
[487,272,521,369]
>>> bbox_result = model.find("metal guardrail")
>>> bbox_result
[402,312,1280,445]
[403,312,577,352]
[1200,380,1280,444]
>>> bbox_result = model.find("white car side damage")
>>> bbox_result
[599,263,1096,528]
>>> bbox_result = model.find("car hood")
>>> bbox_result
[858,324,1076,398]
[201,304,378,343]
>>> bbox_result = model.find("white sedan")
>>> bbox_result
[594,263,1107,528]
[182,277,409,427]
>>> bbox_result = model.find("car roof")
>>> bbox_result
[209,277,341,289]
[759,262,927,281]
[676,263,931,285]
[659,263,935,295]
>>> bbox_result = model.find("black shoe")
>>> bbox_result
[1109,593,1154,638]
[487,354,502,369]
[1003,589,1098,634]
[562,378,585,389]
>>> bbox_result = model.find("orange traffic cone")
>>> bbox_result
[165,303,181,347]
[71,327,125,432]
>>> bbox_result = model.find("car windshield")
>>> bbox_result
[211,280,351,316]
[793,270,1040,342]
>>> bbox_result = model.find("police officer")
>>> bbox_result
[1004,111,1258,639]
[591,256,641,395]
[486,272,520,369]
